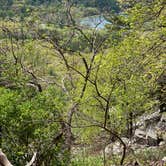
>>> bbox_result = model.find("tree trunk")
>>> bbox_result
[0,150,13,166]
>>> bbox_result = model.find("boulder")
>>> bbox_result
[144,110,161,128]
[135,110,161,130]
[159,141,165,146]
[105,142,122,156]
[146,127,157,140]
[134,129,147,145]
[105,137,130,156]
[160,113,166,122]
[134,129,146,138]
[134,110,166,146]
[134,127,159,146]
[156,113,166,141]
[162,156,166,162]
[146,126,159,146]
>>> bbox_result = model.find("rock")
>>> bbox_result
[105,138,130,156]
[159,141,165,146]
[160,112,166,122]
[135,110,161,130]
[134,129,147,145]
[105,142,122,156]
[134,127,159,146]
[156,113,166,141]
[146,127,157,140]
[112,142,122,155]
[104,144,111,156]
[135,129,146,138]
[135,117,145,129]
[162,156,166,162]
[144,110,161,128]
[121,137,130,145]
[134,110,166,146]
[146,126,159,146]
[104,110,166,158]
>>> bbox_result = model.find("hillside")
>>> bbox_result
[0,0,165,165]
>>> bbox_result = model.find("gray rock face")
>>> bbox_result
[104,110,166,158]
[144,110,161,127]
[161,113,166,122]
[162,156,166,162]
[105,142,122,156]
[134,110,166,146]
[105,137,130,156]
[134,129,147,145]
[146,127,157,140]
[134,129,158,146]
[135,129,146,138]
[159,141,165,146]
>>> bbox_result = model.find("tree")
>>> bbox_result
[0,0,165,165]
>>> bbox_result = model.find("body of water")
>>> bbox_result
[80,15,111,29]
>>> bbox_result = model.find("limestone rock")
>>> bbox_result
[134,129,147,145]
[105,142,122,156]
[144,110,161,127]
[162,156,166,162]
[159,141,165,146]
[134,110,166,146]
[105,138,130,156]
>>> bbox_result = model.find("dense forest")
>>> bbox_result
[0,0,165,165]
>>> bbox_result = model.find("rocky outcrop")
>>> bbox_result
[105,141,122,155]
[134,110,166,146]
[105,110,166,157]
[105,137,131,156]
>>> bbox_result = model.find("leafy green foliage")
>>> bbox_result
[0,87,68,165]
[0,0,165,165]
